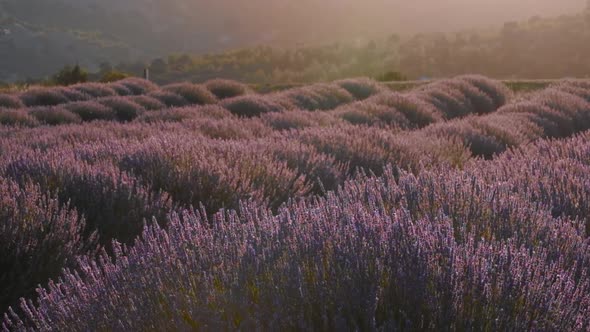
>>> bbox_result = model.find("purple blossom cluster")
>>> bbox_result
[1,75,590,330]
[5,132,590,330]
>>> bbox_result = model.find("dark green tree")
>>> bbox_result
[53,64,88,86]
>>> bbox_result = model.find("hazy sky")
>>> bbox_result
[180,0,588,45]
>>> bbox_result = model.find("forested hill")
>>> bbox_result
[118,8,590,84]
[0,0,587,82]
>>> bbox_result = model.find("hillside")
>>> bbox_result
[0,0,587,82]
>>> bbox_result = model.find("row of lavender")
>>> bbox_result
[4,130,590,330]
[0,75,589,329]
[0,76,588,311]
[0,75,512,127]
[0,78,244,126]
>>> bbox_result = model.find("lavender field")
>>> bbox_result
[2,75,590,330]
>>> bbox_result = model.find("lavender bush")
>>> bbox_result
[65,101,116,122]
[128,95,166,111]
[335,78,386,100]
[262,110,341,130]
[0,94,24,109]
[19,88,69,107]
[277,83,355,111]
[148,90,190,107]
[0,110,39,127]
[0,177,91,313]
[98,97,146,122]
[222,95,287,117]
[72,83,117,98]
[205,79,252,99]
[4,154,172,246]
[117,78,159,95]
[28,106,82,125]
[162,83,218,105]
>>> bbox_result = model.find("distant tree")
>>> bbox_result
[388,34,401,44]
[168,54,193,71]
[150,58,168,74]
[99,62,114,74]
[377,71,407,82]
[53,64,88,86]
[100,70,129,83]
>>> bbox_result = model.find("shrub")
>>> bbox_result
[459,75,513,108]
[205,79,251,99]
[191,117,271,140]
[20,88,69,107]
[0,94,23,109]
[377,70,407,82]
[279,84,355,111]
[0,177,89,313]
[0,110,39,127]
[297,125,419,176]
[52,64,88,86]
[65,101,116,122]
[99,97,146,122]
[424,120,506,158]
[120,138,308,212]
[28,106,82,125]
[261,111,338,131]
[335,78,385,100]
[192,105,233,119]
[137,109,198,123]
[222,95,286,117]
[100,71,130,83]
[54,87,91,102]
[108,83,133,96]
[534,89,590,131]
[369,92,442,127]
[445,80,496,114]
[163,83,218,105]
[258,138,346,194]
[136,106,231,124]
[334,101,411,128]
[128,95,166,111]
[497,101,573,137]
[5,156,172,247]
[117,78,159,95]
[148,91,189,107]
[72,83,117,98]
[416,84,473,118]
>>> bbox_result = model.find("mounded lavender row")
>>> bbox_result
[417,79,590,158]
[222,75,512,120]
[329,75,513,130]
[5,131,590,330]
[3,78,237,108]
[1,76,513,128]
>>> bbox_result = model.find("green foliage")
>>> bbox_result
[100,70,130,83]
[376,71,407,82]
[52,65,88,86]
